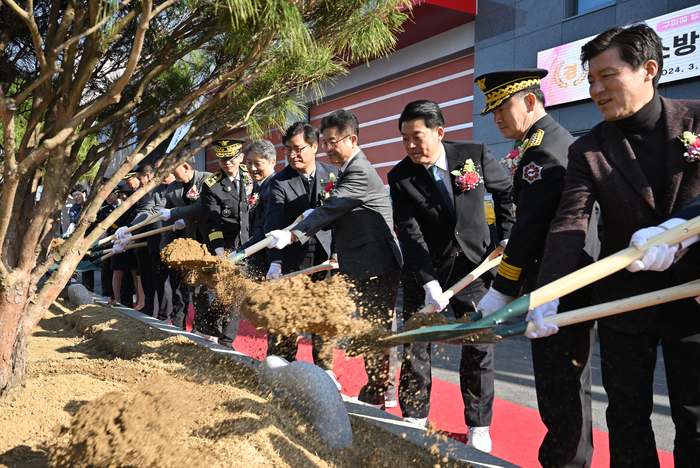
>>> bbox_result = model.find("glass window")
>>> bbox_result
[564,0,615,18]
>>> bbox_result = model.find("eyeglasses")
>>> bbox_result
[283,144,309,156]
[320,134,353,150]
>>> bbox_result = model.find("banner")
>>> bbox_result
[537,5,700,107]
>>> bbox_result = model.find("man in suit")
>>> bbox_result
[264,122,339,385]
[535,24,700,467]
[133,150,211,330]
[238,139,277,279]
[474,70,600,466]
[387,100,514,451]
[267,109,403,407]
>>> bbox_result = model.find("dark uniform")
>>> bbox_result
[200,139,251,345]
[239,174,274,279]
[476,69,600,468]
[96,198,119,299]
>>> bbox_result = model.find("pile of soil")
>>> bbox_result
[0,299,473,468]
[161,238,220,269]
[240,275,358,337]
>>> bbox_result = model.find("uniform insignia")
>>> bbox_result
[525,129,545,150]
[225,186,231,192]
[209,231,223,242]
[497,257,522,282]
[205,170,223,187]
[476,78,487,91]
[221,208,231,217]
[522,161,543,184]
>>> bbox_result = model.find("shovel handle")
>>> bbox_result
[277,262,338,281]
[417,246,505,314]
[230,214,305,263]
[532,215,700,308]
[114,225,173,244]
[97,211,162,246]
[498,279,700,338]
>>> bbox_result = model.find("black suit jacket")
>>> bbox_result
[265,161,338,274]
[388,141,514,286]
[493,115,600,296]
[538,97,700,333]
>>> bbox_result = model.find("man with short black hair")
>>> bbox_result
[388,99,513,451]
[267,109,403,407]
[536,24,700,466]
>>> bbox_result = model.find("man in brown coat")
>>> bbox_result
[535,24,700,467]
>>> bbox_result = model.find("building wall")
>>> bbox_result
[473,0,700,159]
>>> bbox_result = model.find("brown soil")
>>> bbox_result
[240,275,357,337]
[0,298,473,468]
[161,238,220,269]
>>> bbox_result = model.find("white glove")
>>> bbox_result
[112,243,126,254]
[266,261,282,281]
[500,239,509,248]
[422,280,449,312]
[302,208,315,219]
[227,250,239,260]
[215,247,225,258]
[173,219,186,231]
[115,233,133,247]
[324,256,339,267]
[525,299,560,339]
[66,223,76,235]
[158,208,171,221]
[115,226,129,240]
[477,287,513,317]
[267,230,293,249]
[627,218,697,272]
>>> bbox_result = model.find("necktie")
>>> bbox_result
[429,165,455,218]
[233,178,240,197]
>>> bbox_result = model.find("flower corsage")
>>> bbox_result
[186,185,200,201]
[248,192,259,209]
[678,131,700,163]
[451,159,483,192]
[500,138,529,175]
[323,173,337,199]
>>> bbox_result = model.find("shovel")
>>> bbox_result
[277,261,338,281]
[113,225,173,244]
[95,211,162,247]
[493,279,700,339]
[100,241,148,262]
[228,214,305,264]
[384,215,700,344]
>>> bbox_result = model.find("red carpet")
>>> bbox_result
[188,308,674,467]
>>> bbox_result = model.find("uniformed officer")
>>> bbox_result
[474,69,600,468]
[203,138,251,256]
[200,138,251,346]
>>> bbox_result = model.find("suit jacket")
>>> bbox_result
[388,141,514,286]
[266,161,338,274]
[239,175,273,270]
[133,170,210,248]
[493,115,600,296]
[537,97,700,333]
[202,166,251,251]
[291,151,402,281]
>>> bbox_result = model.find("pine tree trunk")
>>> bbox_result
[0,288,31,403]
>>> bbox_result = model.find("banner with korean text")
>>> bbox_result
[537,4,700,107]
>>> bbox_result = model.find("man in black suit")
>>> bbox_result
[267,109,403,407]
[387,100,514,452]
[264,122,339,384]
[238,139,277,279]
[474,70,600,467]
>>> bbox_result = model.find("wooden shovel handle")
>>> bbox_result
[531,215,700,309]
[522,279,700,336]
[418,246,505,314]
[97,211,162,246]
[114,225,173,244]
[277,262,338,281]
[100,241,148,262]
[234,214,305,261]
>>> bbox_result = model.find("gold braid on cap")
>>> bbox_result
[484,77,541,110]
[215,142,242,156]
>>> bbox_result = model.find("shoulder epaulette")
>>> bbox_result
[205,170,223,187]
[240,165,249,173]
[524,129,545,151]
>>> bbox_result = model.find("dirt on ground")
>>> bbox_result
[0,298,474,468]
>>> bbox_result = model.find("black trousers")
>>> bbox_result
[353,268,401,406]
[599,298,700,468]
[399,257,495,427]
[152,252,173,322]
[532,320,596,468]
[136,248,155,316]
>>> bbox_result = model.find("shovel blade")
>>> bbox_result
[381,322,497,344]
